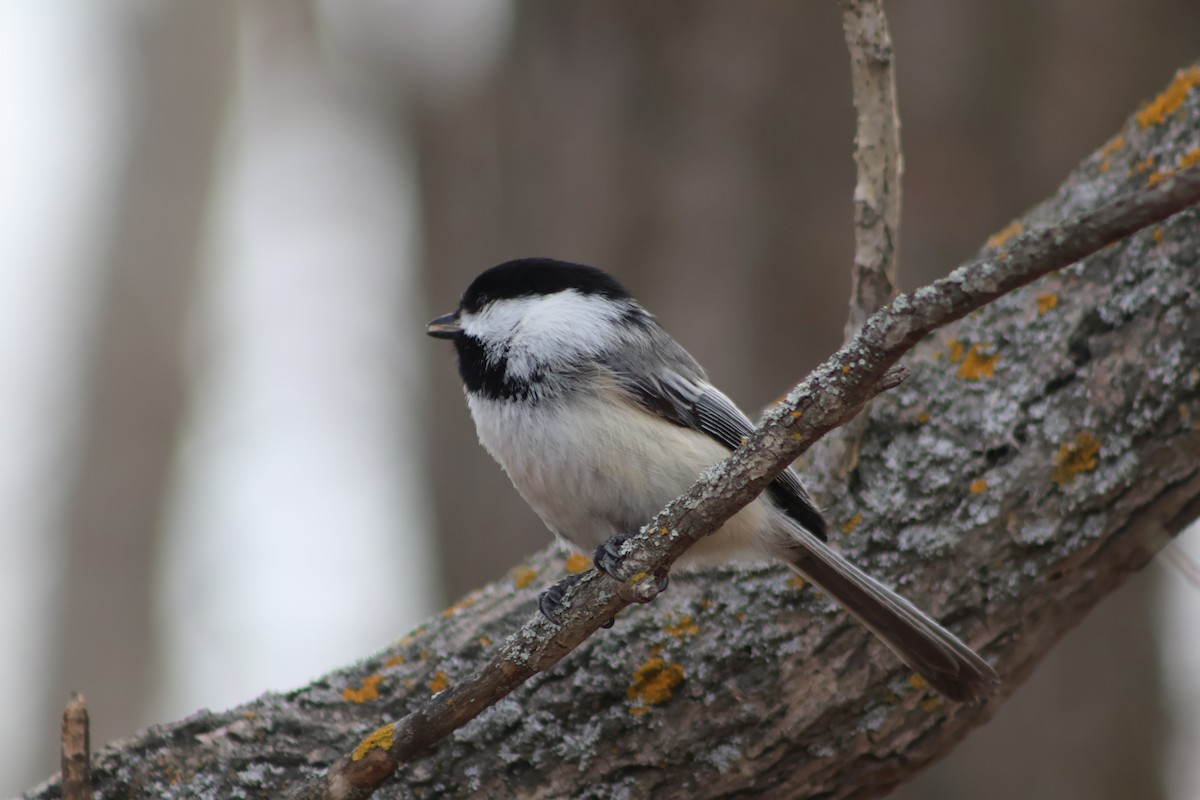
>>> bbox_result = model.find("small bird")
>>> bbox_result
[428,258,998,702]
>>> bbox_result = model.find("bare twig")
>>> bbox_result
[839,0,902,338]
[815,0,904,485]
[60,692,92,800]
[290,166,1200,800]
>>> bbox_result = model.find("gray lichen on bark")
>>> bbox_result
[23,67,1200,800]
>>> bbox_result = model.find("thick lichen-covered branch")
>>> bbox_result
[288,126,1200,800]
[21,65,1200,800]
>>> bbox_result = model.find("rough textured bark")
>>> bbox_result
[22,67,1200,800]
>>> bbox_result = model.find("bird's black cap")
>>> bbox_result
[460,258,632,313]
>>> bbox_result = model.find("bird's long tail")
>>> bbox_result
[782,526,999,702]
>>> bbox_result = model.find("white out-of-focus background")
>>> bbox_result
[2,2,1198,798]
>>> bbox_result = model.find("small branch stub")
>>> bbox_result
[61,692,92,800]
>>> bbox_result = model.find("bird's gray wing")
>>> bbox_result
[603,334,827,541]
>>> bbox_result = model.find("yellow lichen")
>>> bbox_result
[1148,147,1200,187]
[1136,66,1200,128]
[564,553,591,574]
[1052,432,1101,485]
[427,670,450,694]
[1130,156,1157,176]
[916,411,930,424]
[908,673,929,691]
[1036,293,1058,315]
[969,479,988,495]
[957,344,999,380]
[627,657,685,715]
[383,654,406,668]
[841,513,862,534]
[1097,134,1125,172]
[787,574,807,590]
[1153,228,1164,245]
[441,595,476,617]
[921,697,941,713]
[478,636,492,647]
[1146,168,1173,187]
[512,565,538,589]
[351,723,395,762]
[342,674,384,704]
[663,614,699,640]
[947,338,965,363]
[986,220,1024,250]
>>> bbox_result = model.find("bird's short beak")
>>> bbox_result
[426,312,463,339]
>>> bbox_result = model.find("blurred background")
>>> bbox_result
[2,1,1199,797]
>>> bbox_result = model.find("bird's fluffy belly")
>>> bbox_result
[467,392,777,566]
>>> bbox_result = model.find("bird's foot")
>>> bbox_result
[594,534,670,603]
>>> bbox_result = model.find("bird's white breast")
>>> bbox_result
[466,388,779,567]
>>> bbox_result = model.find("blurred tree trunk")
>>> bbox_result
[41,0,235,782]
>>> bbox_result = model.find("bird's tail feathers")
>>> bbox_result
[781,527,999,703]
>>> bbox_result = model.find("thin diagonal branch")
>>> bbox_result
[290,166,1200,800]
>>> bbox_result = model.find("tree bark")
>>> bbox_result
[22,65,1200,800]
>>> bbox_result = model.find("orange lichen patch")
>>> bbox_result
[478,635,492,647]
[916,411,930,424]
[383,654,406,668]
[1130,156,1157,176]
[841,513,862,534]
[908,674,929,691]
[921,697,941,713]
[564,553,591,574]
[986,220,1024,250]
[627,657,685,715]
[658,526,671,536]
[969,479,989,495]
[842,364,852,374]
[441,595,477,617]
[1052,432,1101,485]
[1097,134,1125,172]
[1146,168,1173,187]
[1036,293,1058,315]
[396,628,424,647]
[789,408,803,420]
[427,671,450,694]
[1149,147,1200,187]
[1136,66,1200,128]
[663,614,699,640]
[957,344,999,380]
[352,723,395,762]
[512,565,538,589]
[787,574,807,590]
[1153,228,1164,245]
[342,674,384,704]
[947,338,965,363]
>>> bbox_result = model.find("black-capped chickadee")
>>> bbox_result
[428,258,998,702]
